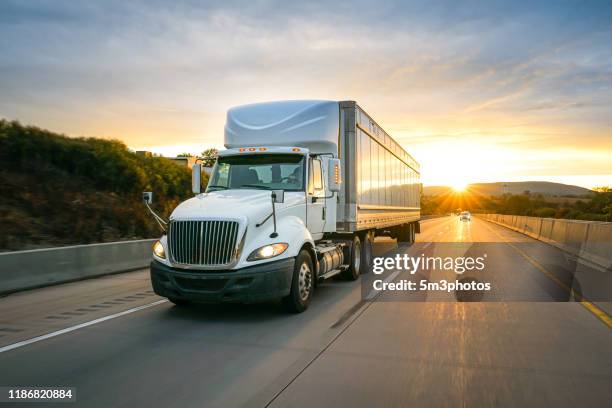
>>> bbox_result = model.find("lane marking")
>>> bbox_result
[479,219,612,328]
[0,299,168,354]
[365,241,433,300]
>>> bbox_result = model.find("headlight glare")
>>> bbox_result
[247,243,288,261]
[153,240,166,259]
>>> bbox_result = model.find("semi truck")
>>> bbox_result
[147,100,421,312]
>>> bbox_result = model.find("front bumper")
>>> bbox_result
[150,258,295,303]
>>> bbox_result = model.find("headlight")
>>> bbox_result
[153,240,166,259]
[247,243,288,261]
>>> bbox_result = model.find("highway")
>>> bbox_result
[0,217,610,407]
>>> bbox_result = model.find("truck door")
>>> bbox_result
[307,157,326,240]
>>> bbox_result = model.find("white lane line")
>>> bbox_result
[366,241,433,300]
[0,299,168,354]
[366,269,401,300]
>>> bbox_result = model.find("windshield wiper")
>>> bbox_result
[239,184,271,190]
[206,185,229,191]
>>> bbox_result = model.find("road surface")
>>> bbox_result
[0,217,610,407]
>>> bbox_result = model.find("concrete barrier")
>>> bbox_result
[523,217,541,239]
[550,221,568,245]
[478,214,612,271]
[0,239,156,294]
[582,223,612,269]
[540,218,555,241]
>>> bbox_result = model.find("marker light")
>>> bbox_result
[334,163,341,184]
[292,148,301,152]
[247,243,288,261]
[153,240,166,259]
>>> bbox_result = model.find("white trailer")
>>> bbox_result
[147,100,420,312]
[337,101,421,236]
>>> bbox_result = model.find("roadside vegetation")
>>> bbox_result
[0,120,203,251]
[421,188,612,222]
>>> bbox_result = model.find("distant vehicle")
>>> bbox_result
[145,100,421,312]
[460,211,471,221]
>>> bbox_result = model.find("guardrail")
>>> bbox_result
[0,239,156,295]
[478,214,612,271]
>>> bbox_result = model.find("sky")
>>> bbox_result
[1,0,611,188]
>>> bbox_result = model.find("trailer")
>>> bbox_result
[338,101,421,235]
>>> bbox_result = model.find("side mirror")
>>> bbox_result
[272,189,284,203]
[143,191,153,204]
[192,164,202,194]
[328,158,342,192]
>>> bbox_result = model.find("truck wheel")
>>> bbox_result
[397,224,413,244]
[282,250,314,313]
[342,235,361,280]
[360,231,373,274]
[396,225,407,244]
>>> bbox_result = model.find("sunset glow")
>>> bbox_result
[451,181,468,193]
[1,1,610,189]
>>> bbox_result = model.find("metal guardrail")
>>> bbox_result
[0,239,156,295]
[478,214,612,271]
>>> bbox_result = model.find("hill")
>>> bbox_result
[423,181,592,197]
[0,120,198,251]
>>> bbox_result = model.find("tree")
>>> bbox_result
[177,152,194,157]
[593,186,612,192]
[200,148,219,167]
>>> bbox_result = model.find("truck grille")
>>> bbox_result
[169,220,240,266]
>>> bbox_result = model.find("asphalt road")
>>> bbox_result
[0,217,610,407]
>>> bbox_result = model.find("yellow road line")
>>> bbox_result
[479,219,612,328]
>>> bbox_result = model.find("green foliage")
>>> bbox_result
[0,120,207,250]
[200,148,218,167]
[533,207,556,218]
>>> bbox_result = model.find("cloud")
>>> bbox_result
[0,0,611,184]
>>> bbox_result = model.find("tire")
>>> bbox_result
[397,224,415,244]
[396,225,409,244]
[282,250,314,313]
[360,231,373,274]
[168,297,190,307]
[342,235,361,280]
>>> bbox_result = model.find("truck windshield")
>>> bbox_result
[206,154,305,192]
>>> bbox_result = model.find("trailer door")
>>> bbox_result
[307,157,325,240]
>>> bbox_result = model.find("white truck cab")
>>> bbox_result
[148,100,420,312]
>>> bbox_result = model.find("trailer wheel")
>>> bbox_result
[360,231,373,274]
[282,250,314,313]
[342,235,361,280]
[396,225,410,244]
[397,224,415,244]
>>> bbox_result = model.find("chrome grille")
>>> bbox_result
[169,220,240,266]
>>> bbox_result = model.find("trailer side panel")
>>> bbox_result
[337,101,420,232]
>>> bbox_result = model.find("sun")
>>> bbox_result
[451,180,468,192]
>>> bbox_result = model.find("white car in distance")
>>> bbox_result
[459,211,471,221]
